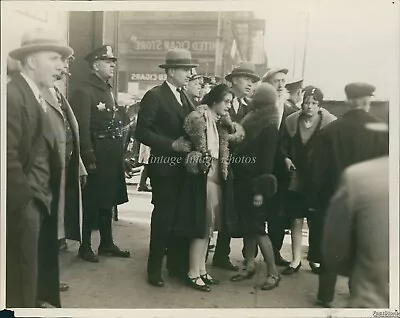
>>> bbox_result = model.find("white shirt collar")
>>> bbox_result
[165,80,182,105]
[20,72,42,103]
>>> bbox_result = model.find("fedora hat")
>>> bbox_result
[225,61,260,83]
[262,67,289,83]
[9,28,74,61]
[159,48,199,69]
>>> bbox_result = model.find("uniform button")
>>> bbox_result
[119,121,122,124]
[112,136,115,139]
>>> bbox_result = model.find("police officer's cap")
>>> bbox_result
[285,79,303,92]
[85,45,117,63]
[345,82,375,99]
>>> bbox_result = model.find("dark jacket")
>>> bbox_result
[70,73,128,209]
[228,96,252,123]
[135,81,196,178]
[311,108,389,213]
[7,73,61,214]
[174,106,245,238]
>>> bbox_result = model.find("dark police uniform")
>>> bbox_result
[70,45,130,262]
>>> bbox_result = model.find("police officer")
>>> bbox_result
[70,45,130,262]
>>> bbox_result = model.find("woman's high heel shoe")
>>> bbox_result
[261,274,281,290]
[230,269,256,282]
[281,262,302,275]
[200,273,219,285]
[186,276,211,292]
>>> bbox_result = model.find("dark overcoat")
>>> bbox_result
[310,108,389,263]
[174,105,245,238]
[70,73,128,209]
[7,73,63,308]
[135,81,196,179]
[231,104,281,237]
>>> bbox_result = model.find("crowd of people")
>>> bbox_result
[6,27,390,310]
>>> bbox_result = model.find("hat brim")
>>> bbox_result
[225,72,260,83]
[159,63,199,69]
[9,44,73,61]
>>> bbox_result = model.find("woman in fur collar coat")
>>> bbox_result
[174,84,245,292]
[280,86,337,276]
[229,83,282,290]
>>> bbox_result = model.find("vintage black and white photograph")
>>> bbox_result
[1,1,399,317]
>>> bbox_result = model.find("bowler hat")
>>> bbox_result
[85,45,117,63]
[225,61,260,83]
[252,83,277,108]
[345,82,376,99]
[159,48,199,69]
[9,28,74,61]
[262,67,289,83]
[285,79,304,92]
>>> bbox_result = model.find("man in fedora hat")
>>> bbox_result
[310,83,389,308]
[285,79,304,109]
[40,55,87,294]
[7,27,72,308]
[322,124,389,308]
[70,45,130,263]
[135,48,197,287]
[225,61,260,123]
[261,67,297,267]
[208,61,260,272]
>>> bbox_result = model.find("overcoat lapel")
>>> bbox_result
[160,82,185,119]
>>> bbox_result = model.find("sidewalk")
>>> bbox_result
[59,186,349,308]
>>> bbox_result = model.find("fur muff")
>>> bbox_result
[183,105,245,180]
[237,103,280,153]
[252,174,277,199]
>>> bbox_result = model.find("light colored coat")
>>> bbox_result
[323,156,389,308]
[42,86,87,241]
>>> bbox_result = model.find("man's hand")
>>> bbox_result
[80,175,87,187]
[172,137,191,153]
[285,158,296,171]
[253,194,263,207]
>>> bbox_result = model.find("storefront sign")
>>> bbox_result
[130,38,216,52]
[130,73,168,81]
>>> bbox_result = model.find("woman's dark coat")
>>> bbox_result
[231,103,281,237]
[174,105,245,239]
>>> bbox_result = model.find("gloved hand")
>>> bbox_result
[172,136,191,153]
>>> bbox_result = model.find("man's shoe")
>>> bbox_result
[78,246,99,263]
[316,299,332,308]
[212,260,239,271]
[138,185,152,192]
[148,275,164,287]
[275,255,290,267]
[60,282,69,292]
[98,244,131,258]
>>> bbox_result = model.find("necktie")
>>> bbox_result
[177,88,190,111]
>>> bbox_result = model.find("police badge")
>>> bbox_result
[97,102,106,111]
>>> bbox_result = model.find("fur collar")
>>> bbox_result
[183,105,245,180]
[285,108,337,138]
[237,105,280,152]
